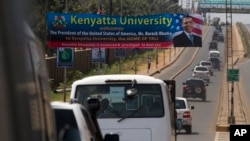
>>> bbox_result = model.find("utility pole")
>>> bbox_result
[63,0,68,102]
[226,0,235,124]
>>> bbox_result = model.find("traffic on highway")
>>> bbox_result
[2,0,250,141]
[153,24,249,141]
[154,24,225,141]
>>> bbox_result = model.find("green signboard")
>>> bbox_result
[227,69,239,82]
[57,48,74,67]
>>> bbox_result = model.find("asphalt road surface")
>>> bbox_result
[154,26,226,141]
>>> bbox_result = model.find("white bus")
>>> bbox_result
[70,74,176,141]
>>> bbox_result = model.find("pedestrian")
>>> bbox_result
[148,57,151,70]
[97,48,103,59]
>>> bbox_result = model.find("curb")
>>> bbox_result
[216,124,229,132]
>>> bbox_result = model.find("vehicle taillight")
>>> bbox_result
[183,85,188,90]
[202,86,206,91]
[183,111,191,118]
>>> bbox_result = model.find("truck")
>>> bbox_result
[213,17,220,26]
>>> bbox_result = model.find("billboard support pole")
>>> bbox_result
[119,57,122,74]
[63,67,67,102]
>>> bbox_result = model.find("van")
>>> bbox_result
[70,74,176,141]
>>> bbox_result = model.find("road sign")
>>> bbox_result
[57,48,74,67]
[92,48,105,63]
[227,69,239,82]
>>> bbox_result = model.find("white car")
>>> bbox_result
[199,60,214,76]
[192,66,210,83]
[51,102,119,141]
[51,102,98,141]
[208,50,221,60]
[175,97,194,134]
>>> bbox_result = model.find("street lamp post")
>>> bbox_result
[149,0,158,14]
[134,52,137,74]
[156,49,159,71]
[159,1,171,13]
[166,3,179,12]
[169,48,171,61]
[109,0,112,15]
[166,2,179,58]
[163,49,165,65]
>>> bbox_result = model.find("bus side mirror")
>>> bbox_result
[87,97,101,116]
[104,134,119,141]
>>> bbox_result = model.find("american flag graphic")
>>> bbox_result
[190,14,203,36]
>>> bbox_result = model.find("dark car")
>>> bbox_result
[217,33,224,42]
[182,78,208,101]
[210,58,221,71]
[212,31,219,40]
[209,40,218,50]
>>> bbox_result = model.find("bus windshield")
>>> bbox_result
[74,84,164,118]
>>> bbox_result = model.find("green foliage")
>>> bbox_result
[51,91,70,102]
[56,70,85,90]
[50,49,160,101]
[67,70,85,83]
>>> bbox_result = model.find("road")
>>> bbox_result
[153,26,226,141]
[238,24,250,121]
[238,59,250,120]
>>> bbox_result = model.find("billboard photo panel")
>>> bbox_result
[47,13,202,48]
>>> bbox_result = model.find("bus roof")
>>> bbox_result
[72,74,165,86]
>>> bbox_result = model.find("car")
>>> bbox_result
[208,50,221,60]
[217,33,224,42]
[51,101,119,141]
[208,50,221,71]
[212,31,219,40]
[208,40,218,50]
[182,78,208,101]
[210,58,221,71]
[192,66,211,83]
[199,60,214,76]
[175,97,194,134]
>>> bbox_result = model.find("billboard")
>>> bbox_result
[47,13,202,48]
